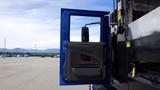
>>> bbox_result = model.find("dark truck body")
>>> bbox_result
[116,0,160,70]
[129,6,160,70]
[110,0,160,89]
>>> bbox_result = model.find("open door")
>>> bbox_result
[60,9,111,85]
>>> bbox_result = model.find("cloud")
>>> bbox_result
[0,0,112,49]
[0,16,59,49]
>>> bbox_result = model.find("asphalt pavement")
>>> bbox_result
[0,57,88,90]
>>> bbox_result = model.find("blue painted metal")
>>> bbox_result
[60,8,111,85]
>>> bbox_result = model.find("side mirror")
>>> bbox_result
[81,27,89,42]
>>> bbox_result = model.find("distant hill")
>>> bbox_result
[0,48,59,53]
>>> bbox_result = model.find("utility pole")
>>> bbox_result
[34,44,37,50]
[3,38,6,58]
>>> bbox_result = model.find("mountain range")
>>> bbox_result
[0,48,59,53]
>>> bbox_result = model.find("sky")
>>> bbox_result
[0,0,112,50]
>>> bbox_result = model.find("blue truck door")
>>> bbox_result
[60,8,111,85]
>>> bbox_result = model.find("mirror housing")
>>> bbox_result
[81,27,89,42]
